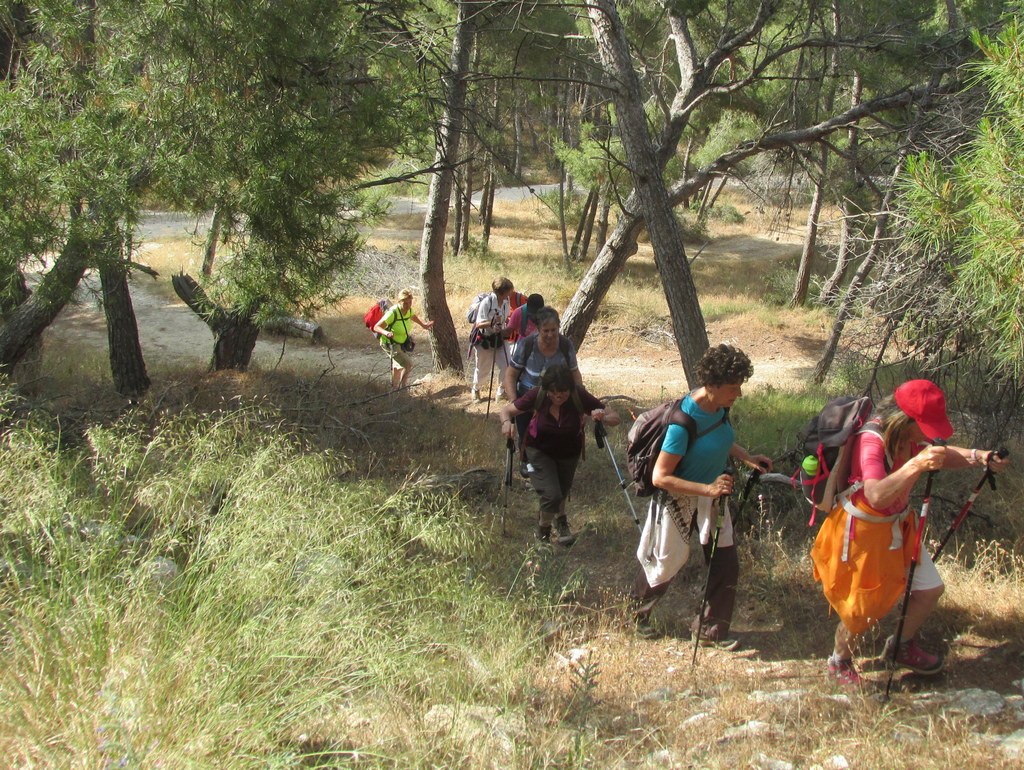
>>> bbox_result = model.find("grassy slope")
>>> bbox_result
[1,192,1022,767]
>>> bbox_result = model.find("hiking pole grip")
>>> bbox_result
[885,442,942,699]
[595,420,606,449]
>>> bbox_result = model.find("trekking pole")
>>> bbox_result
[692,467,733,668]
[932,448,1008,563]
[594,420,641,531]
[484,337,498,418]
[730,465,764,534]
[502,437,514,535]
[885,439,943,700]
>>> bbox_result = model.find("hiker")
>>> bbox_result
[372,288,434,391]
[469,276,514,402]
[503,306,584,473]
[499,363,619,546]
[507,293,545,347]
[812,379,1010,686]
[631,344,772,647]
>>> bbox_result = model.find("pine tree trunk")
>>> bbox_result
[814,154,905,382]
[586,0,708,384]
[100,262,150,398]
[0,233,90,374]
[212,312,260,371]
[570,187,599,262]
[201,207,224,277]
[790,167,826,307]
[417,0,474,374]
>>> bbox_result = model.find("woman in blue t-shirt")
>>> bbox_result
[631,344,772,647]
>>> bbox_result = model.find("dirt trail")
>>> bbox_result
[48,242,820,393]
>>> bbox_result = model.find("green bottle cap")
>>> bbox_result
[802,455,819,474]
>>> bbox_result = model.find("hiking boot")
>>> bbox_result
[691,631,741,651]
[882,636,944,675]
[827,655,862,687]
[553,517,577,547]
[535,525,552,544]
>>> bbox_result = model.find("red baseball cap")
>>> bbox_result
[894,380,953,441]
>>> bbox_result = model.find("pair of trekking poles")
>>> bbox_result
[594,422,764,665]
[882,445,1008,699]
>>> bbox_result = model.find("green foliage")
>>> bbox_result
[900,19,1024,376]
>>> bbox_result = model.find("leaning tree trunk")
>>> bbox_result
[171,273,260,371]
[819,202,853,305]
[100,261,150,398]
[587,0,708,384]
[570,187,599,262]
[0,233,90,374]
[418,0,474,374]
[813,152,907,382]
[790,162,827,307]
[201,207,224,278]
[560,81,936,351]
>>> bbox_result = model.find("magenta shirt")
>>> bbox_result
[849,429,921,515]
[514,386,604,458]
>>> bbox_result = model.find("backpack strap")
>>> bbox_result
[673,404,730,454]
[520,308,529,336]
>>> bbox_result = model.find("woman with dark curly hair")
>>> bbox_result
[631,344,772,646]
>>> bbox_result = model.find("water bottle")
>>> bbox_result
[801,454,819,476]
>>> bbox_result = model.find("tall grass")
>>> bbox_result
[0,393,545,766]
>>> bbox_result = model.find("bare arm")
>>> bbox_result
[651,450,734,499]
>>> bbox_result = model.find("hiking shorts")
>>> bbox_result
[909,549,942,592]
[384,345,412,371]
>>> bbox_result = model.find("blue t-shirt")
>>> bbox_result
[660,394,735,484]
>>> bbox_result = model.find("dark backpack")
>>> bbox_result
[363,299,390,337]
[797,395,875,522]
[515,332,571,366]
[466,292,490,324]
[625,399,730,497]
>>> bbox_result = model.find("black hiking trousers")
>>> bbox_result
[631,541,739,640]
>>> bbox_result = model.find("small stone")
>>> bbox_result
[680,712,710,727]
[1000,729,1024,759]
[640,687,677,702]
[751,753,794,770]
[948,688,1006,717]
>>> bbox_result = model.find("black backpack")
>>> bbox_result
[797,395,875,522]
[515,332,571,365]
[625,399,729,497]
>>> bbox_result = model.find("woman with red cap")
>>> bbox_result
[812,379,1010,686]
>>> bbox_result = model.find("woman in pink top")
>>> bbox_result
[817,380,1010,687]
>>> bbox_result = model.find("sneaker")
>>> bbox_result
[828,655,862,687]
[882,636,944,675]
[691,632,741,651]
[553,517,577,547]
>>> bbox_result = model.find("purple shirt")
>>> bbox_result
[514,385,604,458]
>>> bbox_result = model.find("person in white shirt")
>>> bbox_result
[469,276,514,401]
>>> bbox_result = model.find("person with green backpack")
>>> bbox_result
[499,364,619,546]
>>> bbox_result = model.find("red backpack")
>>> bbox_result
[363,299,390,337]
